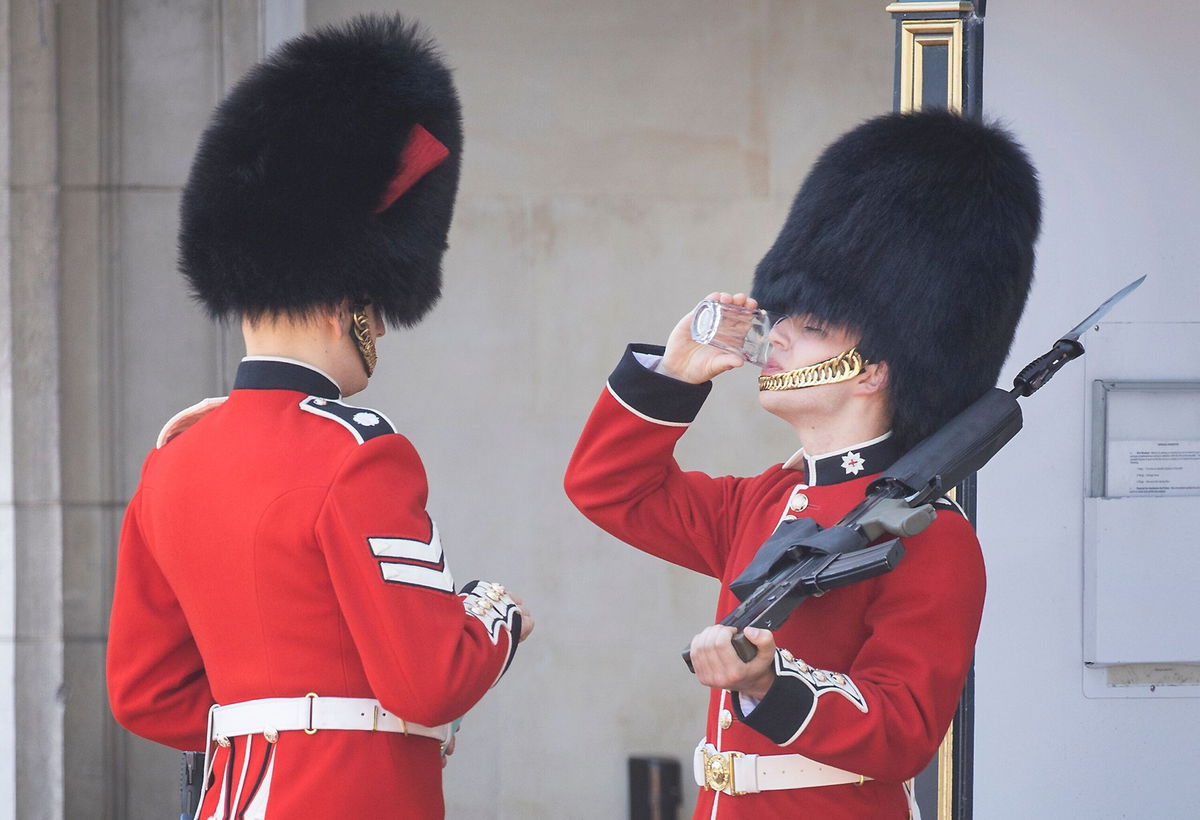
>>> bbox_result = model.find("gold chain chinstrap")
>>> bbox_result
[758,348,867,392]
[351,308,378,377]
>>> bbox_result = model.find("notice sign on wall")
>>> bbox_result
[1106,440,1200,497]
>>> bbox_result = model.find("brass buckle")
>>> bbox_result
[304,692,319,735]
[371,703,407,734]
[702,747,744,795]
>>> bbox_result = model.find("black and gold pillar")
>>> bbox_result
[886,2,987,819]
[889,1,986,118]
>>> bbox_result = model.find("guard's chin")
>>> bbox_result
[757,389,785,413]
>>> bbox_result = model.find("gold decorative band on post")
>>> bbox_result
[937,724,955,820]
[885,2,975,13]
[758,348,867,392]
[895,18,965,113]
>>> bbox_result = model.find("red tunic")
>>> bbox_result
[564,345,984,819]
[106,358,521,819]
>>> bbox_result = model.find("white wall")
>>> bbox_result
[975,3,1200,817]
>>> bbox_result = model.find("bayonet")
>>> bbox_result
[1012,276,1144,396]
[1062,275,1145,343]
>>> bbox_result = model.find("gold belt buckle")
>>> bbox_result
[702,747,744,796]
[304,692,319,735]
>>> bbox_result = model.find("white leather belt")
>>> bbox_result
[208,694,451,746]
[693,741,869,795]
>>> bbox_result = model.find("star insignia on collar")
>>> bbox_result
[841,451,865,475]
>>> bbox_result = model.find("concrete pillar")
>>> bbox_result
[1,1,64,818]
[53,1,297,817]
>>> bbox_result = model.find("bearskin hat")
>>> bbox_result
[178,14,461,327]
[751,109,1041,451]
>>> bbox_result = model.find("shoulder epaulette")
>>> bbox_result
[299,397,396,444]
[156,397,228,449]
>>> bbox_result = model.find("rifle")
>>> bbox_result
[683,276,1144,670]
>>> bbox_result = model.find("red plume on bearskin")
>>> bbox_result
[178,14,461,328]
[751,109,1042,452]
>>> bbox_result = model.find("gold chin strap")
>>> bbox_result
[758,348,867,392]
[351,307,378,377]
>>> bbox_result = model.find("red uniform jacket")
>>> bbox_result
[564,345,984,819]
[107,358,521,819]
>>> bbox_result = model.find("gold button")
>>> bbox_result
[719,710,733,730]
[264,727,279,744]
[215,735,230,748]
[788,494,809,513]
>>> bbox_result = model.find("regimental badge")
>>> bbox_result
[841,450,865,475]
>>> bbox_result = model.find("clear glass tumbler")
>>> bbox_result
[689,300,786,367]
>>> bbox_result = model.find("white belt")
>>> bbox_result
[693,741,870,795]
[208,694,451,746]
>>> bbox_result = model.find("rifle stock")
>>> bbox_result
[870,388,1023,505]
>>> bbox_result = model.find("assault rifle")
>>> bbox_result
[683,276,1144,670]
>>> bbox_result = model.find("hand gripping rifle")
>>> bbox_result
[683,277,1145,671]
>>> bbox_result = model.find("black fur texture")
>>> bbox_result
[751,110,1041,452]
[178,14,462,327]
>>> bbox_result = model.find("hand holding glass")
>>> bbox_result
[690,300,785,368]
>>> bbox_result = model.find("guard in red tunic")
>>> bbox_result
[565,110,1041,818]
[106,15,532,820]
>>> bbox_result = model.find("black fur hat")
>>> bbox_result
[178,14,462,327]
[751,109,1041,451]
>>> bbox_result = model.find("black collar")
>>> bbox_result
[783,433,900,486]
[232,358,341,399]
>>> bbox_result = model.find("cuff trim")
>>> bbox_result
[459,581,522,684]
[736,650,868,746]
[605,344,712,425]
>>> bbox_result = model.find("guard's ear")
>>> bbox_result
[858,360,889,395]
[314,302,351,341]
